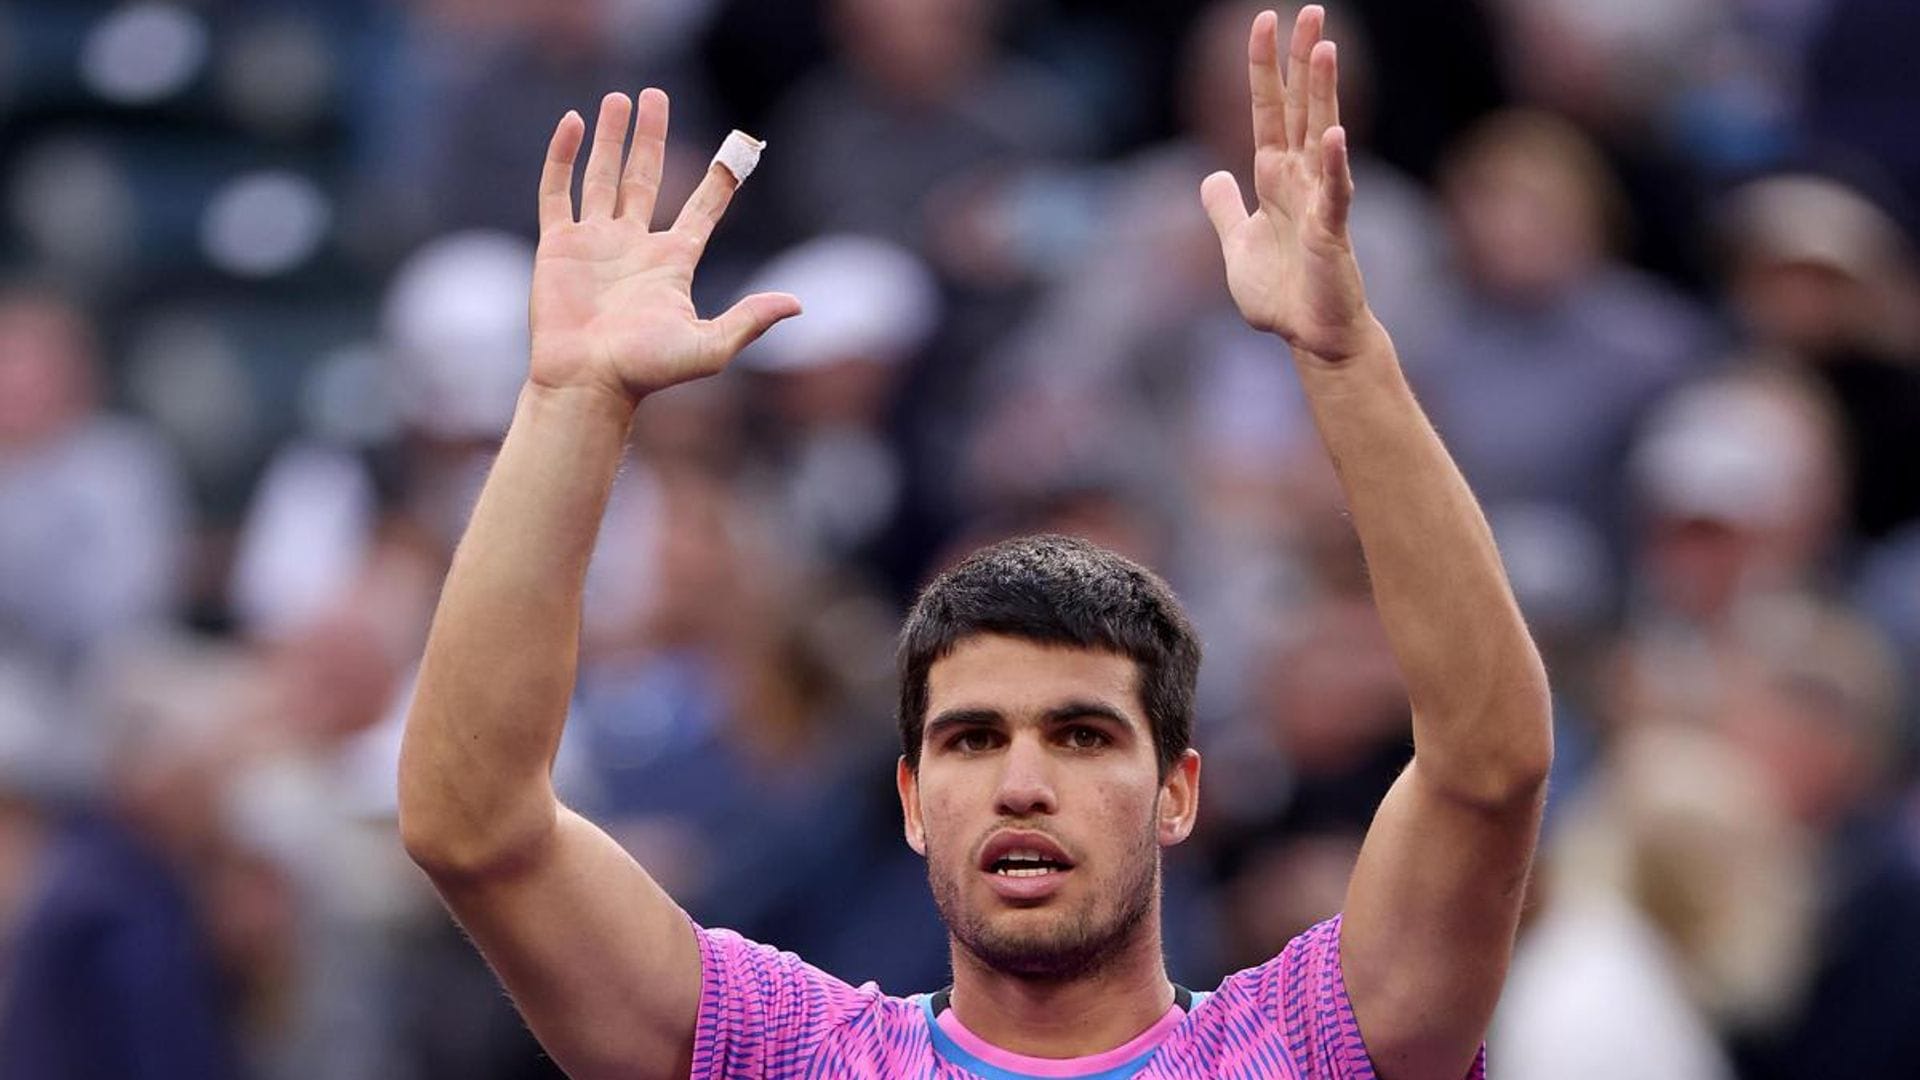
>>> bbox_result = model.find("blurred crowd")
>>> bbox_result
[1,0,1918,1077]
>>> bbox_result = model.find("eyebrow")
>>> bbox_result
[923,700,1139,741]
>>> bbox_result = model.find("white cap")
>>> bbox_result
[1724,175,1909,280]
[1630,377,1817,528]
[735,234,940,372]
[384,230,535,440]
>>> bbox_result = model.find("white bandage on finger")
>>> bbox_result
[711,130,765,183]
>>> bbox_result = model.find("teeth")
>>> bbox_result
[997,866,1057,877]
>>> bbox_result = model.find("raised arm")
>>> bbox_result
[396,90,798,1080]
[1200,9,1551,1079]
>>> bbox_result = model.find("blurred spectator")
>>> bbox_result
[1195,461,1413,977]
[574,462,935,986]
[1499,0,1750,145]
[230,229,532,639]
[731,233,941,571]
[1605,368,1853,816]
[1721,172,1920,541]
[1491,0,1775,283]
[0,286,189,674]
[746,0,1095,540]
[1709,598,1920,1079]
[1624,367,1848,638]
[1493,723,1815,1080]
[1202,589,1412,974]
[970,0,1451,456]
[221,227,547,1076]
[226,556,463,1080]
[1418,110,1718,555]
[357,0,721,250]
[758,0,1088,266]
[0,646,245,1080]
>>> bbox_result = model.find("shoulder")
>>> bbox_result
[691,927,929,1076]
[1209,915,1348,1016]
[1201,916,1490,1080]
[1171,916,1376,1080]
[694,926,894,1013]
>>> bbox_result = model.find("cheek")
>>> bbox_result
[914,777,973,849]
[1084,779,1162,845]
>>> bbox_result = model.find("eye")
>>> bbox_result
[1064,725,1110,750]
[952,728,999,753]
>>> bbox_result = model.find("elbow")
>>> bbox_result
[1486,663,1555,805]
[1422,662,1554,809]
[398,782,558,883]
[1485,739,1553,807]
[1499,659,1555,790]
[396,713,560,881]
[397,803,465,877]
[1433,741,1552,812]
[397,799,475,879]
[1430,753,1549,811]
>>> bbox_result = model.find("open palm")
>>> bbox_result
[1201,7,1378,364]
[529,90,799,406]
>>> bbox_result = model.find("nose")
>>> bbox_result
[993,732,1058,817]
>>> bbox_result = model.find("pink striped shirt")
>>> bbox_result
[689,915,1489,1079]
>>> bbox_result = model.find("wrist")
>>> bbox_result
[1289,313,1395,370]
[519,377,643,430]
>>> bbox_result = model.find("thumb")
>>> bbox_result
[708,291,802,361]
[1200,171,1250,243]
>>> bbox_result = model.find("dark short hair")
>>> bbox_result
[898,535,1201,776]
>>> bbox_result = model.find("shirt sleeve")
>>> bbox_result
[689,923,877,1078]
[1261,914,1488,1080]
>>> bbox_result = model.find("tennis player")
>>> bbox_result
[399,8,1550,1078]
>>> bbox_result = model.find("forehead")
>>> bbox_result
[925,634,1142,719]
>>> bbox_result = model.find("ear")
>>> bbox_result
[1157,749,1202,847]
[897,756,927,856]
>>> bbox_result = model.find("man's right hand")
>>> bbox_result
[529,89,800,408]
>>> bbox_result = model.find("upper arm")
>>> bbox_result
[426,805,701,1080]
[1340,757,1544,1080]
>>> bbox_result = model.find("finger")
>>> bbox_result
[1284,5,1324,151]
[704,292,802,364]
[1248,10,1287,151]
[671,143,748,253]
[1318,125,1354,238]
[580,92,633,219]
[619,88,669,225]
[1200,170,1251,243]
[538,111,585,232]
[1305,40,1340,169]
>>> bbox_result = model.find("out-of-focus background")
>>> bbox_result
[1,0,1917,1076]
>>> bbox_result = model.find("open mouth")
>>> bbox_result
[978,830,1077,879]
[988,852,1073,878]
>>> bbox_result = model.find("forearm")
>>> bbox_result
[399,381,637,873]
[1295,322,1551,804]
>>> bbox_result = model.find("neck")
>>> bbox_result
[944,919,1174,1058]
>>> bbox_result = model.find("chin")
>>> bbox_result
[967,926,1112,981]
[959,892,1154,982]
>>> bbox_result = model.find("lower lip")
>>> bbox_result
[983,867,1072,902]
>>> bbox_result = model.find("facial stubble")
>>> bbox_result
[926,810,1162,983]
